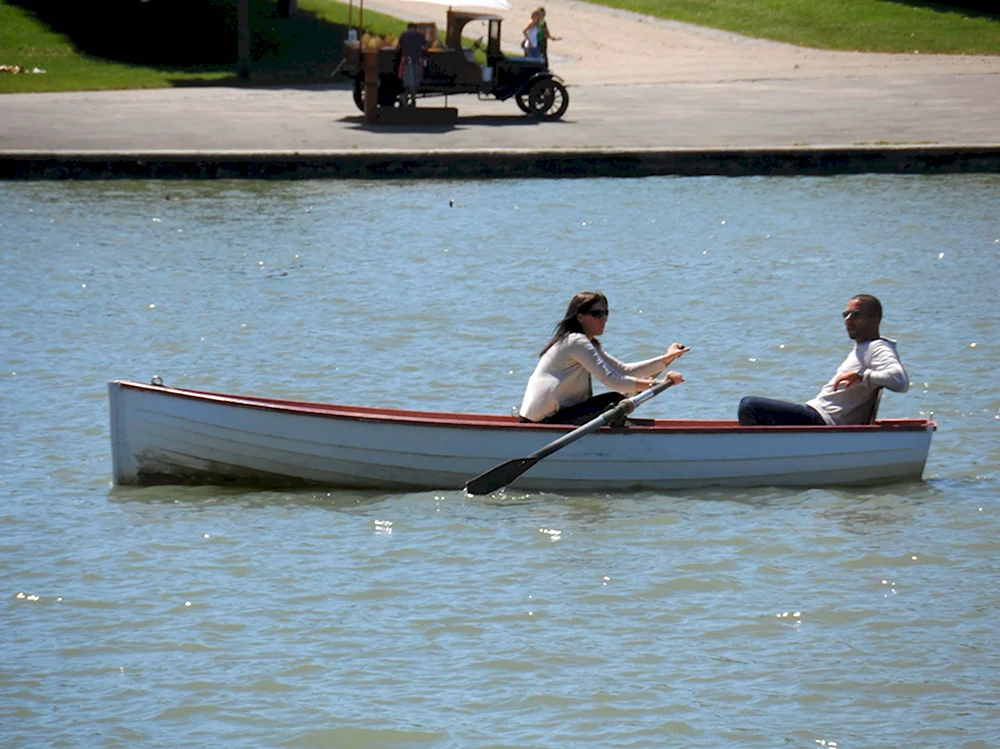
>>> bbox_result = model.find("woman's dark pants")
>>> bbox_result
[542,392,626,426]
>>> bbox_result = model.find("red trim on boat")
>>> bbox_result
[114,380,937,434]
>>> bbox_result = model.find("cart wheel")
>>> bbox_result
[515,93,531,113]
[353,78,402,112]
[527,79,569,120]
[352,79,365,112]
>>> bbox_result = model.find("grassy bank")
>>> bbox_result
[591,0,999,54]
[0,0,408,93]
[1,0,997,94]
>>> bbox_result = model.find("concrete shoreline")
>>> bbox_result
[3,145,1000,180]
[3,5,998,180]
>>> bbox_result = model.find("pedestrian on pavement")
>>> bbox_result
[535,7,561,63]
[523,9,541,58]
[397,23,427,107]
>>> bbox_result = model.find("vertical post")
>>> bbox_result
[237,0,250,79]
[363,49,379,125]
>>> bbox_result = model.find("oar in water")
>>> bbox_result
[464,377,679,496]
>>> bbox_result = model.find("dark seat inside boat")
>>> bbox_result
[863,388,884,425]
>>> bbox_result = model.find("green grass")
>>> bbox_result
[1,0,996,94]
[0,0,409,93]
[591,0,999,54]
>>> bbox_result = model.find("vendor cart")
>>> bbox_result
[343,10,569,120]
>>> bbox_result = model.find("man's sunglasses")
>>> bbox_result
[584,309,609,320]
[842,310,866,320]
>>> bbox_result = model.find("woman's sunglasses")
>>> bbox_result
[584,309,609,320]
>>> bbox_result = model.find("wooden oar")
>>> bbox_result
[464,378,677,495]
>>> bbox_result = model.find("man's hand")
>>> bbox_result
[834,370,862,391]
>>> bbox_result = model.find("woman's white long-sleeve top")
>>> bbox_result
[519,333,666,422]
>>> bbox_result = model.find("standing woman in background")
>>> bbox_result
[519,291,688,425]
[536,7,560,62]
[523,9,541,58]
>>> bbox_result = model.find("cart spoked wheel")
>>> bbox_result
[526,79,569,120]
[515,93,531,113]
[353,79,401,112]
[353,79,365,112]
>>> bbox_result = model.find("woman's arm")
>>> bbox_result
[602,342,689,378]
[567,336,666,393]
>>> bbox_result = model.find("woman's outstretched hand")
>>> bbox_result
[663,342,689,365]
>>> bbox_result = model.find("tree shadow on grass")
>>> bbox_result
[7,0,357,86]
[882,0,999,19]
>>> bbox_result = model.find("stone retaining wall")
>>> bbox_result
[2,146,998,180]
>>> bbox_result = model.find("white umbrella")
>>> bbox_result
[349,0,513,36]
[398,0,513,10]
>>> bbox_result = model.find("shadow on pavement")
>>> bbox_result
[339,114,562,132]
[459,115,564,127]
[169,79,355,91]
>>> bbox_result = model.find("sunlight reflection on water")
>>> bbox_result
[1,174,998,748]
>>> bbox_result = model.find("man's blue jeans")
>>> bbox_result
[738,396,826,426]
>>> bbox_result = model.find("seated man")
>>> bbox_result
[738,294,909,426]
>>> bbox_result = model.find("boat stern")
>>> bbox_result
[108,380,140,485]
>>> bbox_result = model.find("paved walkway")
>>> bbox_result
[1,3,997,164]
[2,70,999,153]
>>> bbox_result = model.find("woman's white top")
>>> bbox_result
[519,333,666,422]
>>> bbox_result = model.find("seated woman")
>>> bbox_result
[519,291,687,425]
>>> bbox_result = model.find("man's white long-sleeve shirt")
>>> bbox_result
[807,338,909,425]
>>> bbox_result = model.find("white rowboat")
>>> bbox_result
[108,380,935,492]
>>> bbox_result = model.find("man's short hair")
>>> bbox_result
[851,294,882,320]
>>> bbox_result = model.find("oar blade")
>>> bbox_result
[465,457,540,496]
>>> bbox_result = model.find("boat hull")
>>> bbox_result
[108,380,935,492]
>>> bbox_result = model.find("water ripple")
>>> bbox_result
[1,175,998,748]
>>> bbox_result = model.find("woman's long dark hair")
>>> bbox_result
[539,291,608,356]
